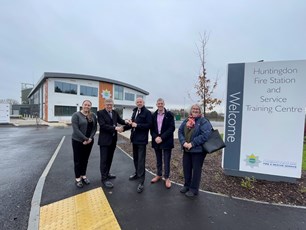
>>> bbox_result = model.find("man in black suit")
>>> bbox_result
[97,98,127,188]
[125,97,152,193]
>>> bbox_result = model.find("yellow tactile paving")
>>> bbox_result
[39,188,121,230]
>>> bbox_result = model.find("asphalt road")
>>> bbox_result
[0,126,72,230]
[40,128,306,230]
[2,123,305,230]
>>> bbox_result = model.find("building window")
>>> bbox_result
[80,85,98,97]
[125,92,135,101]
[54,106,77,116]
[54,81,77,95]
[80,107,97,114]
[114,85,123,100]
[33,91,40,104]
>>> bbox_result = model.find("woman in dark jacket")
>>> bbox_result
[178,104,212,198]
[150,98,175,188]
[71,100,97,188]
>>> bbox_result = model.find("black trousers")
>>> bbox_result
[183,151,206,194]
[154,148,172,179]
[72,139,94,178]
[132,144,146,184]
[99,138,117,181]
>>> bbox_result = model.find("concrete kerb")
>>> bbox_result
[117,132,306,210]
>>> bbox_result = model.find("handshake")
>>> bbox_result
[114,119,137,133]
[115,126,124,133]
[125,119,137,128]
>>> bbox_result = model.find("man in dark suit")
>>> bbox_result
[150,98,175,189]
[97,98,127,188]
[125,97,152,193]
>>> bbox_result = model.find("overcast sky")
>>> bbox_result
[0,0,305,112]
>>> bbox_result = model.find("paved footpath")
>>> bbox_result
[29,132,306,230]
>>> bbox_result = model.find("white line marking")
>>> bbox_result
[27,136,66,230]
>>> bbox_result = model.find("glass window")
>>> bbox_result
[33,91,40,104]
[80,107,97,114]
[54,106,77,116]
[54,81,77,95]
[80,85,98,97]
[114,85,123,100]
[125,92,135,101]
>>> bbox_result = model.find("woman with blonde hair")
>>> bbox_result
[71,100,97,188]
[178,104,212,198]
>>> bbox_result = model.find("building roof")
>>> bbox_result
[28,72,149,98]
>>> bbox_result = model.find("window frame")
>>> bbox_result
[54,105,77,116]
[80,85,98,97]
[114,85,124,100]
[54,81,77,95]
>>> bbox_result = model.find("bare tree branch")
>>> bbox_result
[194,32,222,116]
[0,98,19,105]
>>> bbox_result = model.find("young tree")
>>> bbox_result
[194,32,222,116]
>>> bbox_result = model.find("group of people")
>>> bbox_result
[71,97,212,198]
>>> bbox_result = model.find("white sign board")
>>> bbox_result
[0,104,10,123]
[223,60,306,179]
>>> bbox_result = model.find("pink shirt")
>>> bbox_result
[157,110,165,134]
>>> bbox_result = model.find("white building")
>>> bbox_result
[28,72,149,122]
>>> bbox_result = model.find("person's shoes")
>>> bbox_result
[107,173,116,179]
[185,191,197,198]
[129,173,138,180]
[151,176,162,183]
[82,177,90,185]
[75,180,83,188]
[137,183,144,193]
[180,186,189,193]
[102,180,114,188]
[165,179,171,189]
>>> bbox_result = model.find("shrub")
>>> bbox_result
[241,176,256,189]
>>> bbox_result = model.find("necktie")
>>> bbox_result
[109,111,112,118]
[136,109,140,118]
